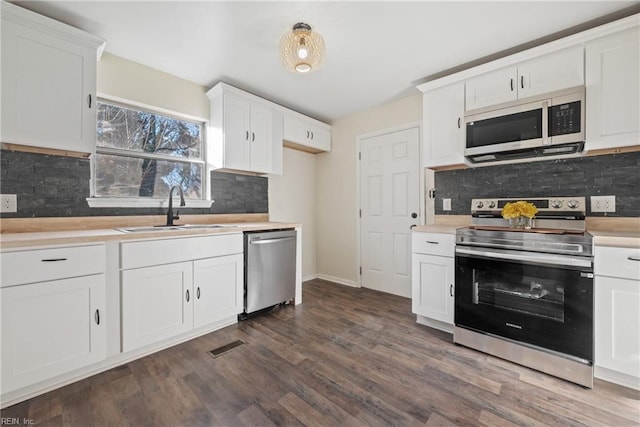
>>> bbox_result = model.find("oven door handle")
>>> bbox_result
[455,246,592,268]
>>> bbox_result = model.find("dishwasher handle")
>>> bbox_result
[250,236,296,245]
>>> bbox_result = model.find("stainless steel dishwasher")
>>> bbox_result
[241,228,296,319]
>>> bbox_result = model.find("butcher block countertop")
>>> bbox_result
[0,221,301,250]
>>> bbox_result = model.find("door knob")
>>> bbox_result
[411,212,418,218]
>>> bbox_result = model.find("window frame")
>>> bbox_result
[87,94,212,208]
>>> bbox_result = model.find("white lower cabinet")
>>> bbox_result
[121,262,194,352]
[1,244,106,394]
[194,254,243,328]
[120,234,244,353]
[594,245,640,390]
[411,232,455,332]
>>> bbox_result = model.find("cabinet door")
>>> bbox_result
[193,254,243,328]
[249,102,273,173]
[411,253,454,324]
[585,27,640,151]
[518,46,584,99]
[595,275,640,380]
[1,20,96,154]
[121,262,193,352]
[283,116,311,146]
[223,94,252,170]
[465,66,518,111]
[423,82,465,167]
[1,275,106,393]
[308,124,331,152]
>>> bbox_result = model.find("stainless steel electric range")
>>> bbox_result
[454,197,594,387]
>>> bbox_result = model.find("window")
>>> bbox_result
[93,100,206,204]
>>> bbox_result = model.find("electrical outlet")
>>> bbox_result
[591,195,615,213]
[443,198,452,211]
[0,194,17,213]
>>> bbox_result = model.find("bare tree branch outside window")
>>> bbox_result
[95,101,204,199]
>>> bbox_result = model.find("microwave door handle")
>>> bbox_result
[542,101,550,145]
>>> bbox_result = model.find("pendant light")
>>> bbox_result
[279,22,326,74]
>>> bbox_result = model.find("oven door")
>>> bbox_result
[455,246,593,362]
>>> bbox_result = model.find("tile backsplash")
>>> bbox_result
[434,151,640,217]
[0,150,268,218]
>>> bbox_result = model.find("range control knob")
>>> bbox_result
[567,199,580,209]
[476,201,484,209]
[551,199,563,209]
[488,201,496,209]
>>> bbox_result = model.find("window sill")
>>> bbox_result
[86,198,214,209]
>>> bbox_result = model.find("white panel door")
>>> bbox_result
[1,275,106,393]
[193,254,243,328]
[121,262,193,352]
[360,127,420,298]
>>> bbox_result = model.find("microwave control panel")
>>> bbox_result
[549,101,581,136]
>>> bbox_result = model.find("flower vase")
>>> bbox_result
[509,216,533,230]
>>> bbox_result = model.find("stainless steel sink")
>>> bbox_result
[116,224,236,233]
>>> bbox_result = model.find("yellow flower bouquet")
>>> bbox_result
[501,201,538,229]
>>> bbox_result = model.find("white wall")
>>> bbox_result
[268,148,317,280]
[97,53,210,119]
[316,94,422,286]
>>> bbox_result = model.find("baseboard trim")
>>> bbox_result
[302,274,318,283]
[316,274,359,288]
[595,366,640,390]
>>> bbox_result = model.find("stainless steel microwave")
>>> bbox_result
[464,87,585,164]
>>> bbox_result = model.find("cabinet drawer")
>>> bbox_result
[412,232,455,257]
[121,233,243,270]
[595,246,640,280]
[1,244,105,287]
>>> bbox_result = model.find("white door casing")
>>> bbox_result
[359,127,420,298]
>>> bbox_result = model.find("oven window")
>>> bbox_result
[471,262,565,322]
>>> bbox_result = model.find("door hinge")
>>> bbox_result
[359,209,362,218]
[428,188,436,199]
[359,152,361,160]
[359,266,362,275]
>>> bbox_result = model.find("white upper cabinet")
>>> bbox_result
[465,66,518,111]
[207,83,283,175]
[465,46,584,111]
[283,113,331,153]
[423,82,466,167]
[518,45,584,98]
[0,2,105,154]
[585,27,640,151]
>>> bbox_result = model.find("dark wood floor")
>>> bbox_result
[3,279,639,426]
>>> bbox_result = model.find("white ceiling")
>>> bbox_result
[11,1,638,122]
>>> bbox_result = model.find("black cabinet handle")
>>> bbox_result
[310,131,314,140]
[88,94,92,109]
[306,130,310,139]
[197,287,201,299]
[457,117,461,129]
[95,309,100,325]
[449,284,454,297]
[426,241,439,245]
[510,78,514,92]
[186,290,190,302]
[520,76,524,89]
[628,256,640,261]
[252,132,255,142]
[41,258,67,262]
[245,131,249,140]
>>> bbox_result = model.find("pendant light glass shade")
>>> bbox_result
[279,22,326,74]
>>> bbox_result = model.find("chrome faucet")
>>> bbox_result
[166,185,185,226]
